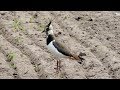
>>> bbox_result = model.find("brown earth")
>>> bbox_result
[0,11,120,79]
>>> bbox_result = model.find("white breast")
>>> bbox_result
[47,41,67,58]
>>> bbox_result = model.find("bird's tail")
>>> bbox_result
[71,52,86,64]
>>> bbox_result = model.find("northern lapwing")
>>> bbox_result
[42,21,86,73]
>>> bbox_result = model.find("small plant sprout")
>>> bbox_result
[6,52,16,62]
[29,13,38,23]
[63,16,68,20]
[29,17,34,23]
[29,15,36,23]
[38,23,45,31]
[13,18,25,31]
[0,46,1,50]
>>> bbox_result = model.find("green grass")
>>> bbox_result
[0,46,1,50]
[6,52,16,62]
[38,23,45,32]
[63,16,68,20]
[6,52,17,69]
[13,18,25,31]
[29,13,38,23]
[29,16,34,23]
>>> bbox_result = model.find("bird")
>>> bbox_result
[42,21,86,73]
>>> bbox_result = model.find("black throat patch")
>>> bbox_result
[47,35,54,45]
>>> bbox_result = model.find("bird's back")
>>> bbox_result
[52,40,73,57]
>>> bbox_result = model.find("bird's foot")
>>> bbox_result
[78,57,85,64]
[77,52,86,64]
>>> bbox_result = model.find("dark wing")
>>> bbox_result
[53,41,73,57]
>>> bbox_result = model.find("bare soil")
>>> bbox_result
[0,11,120,79]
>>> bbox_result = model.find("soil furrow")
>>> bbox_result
[0,52,14,79]
[1,11,85,78]
[70,11,120,57]
[0,35,39,79]
[0,11,120,79]
[0,23,74,79]
[10,11,88,79]
[37,11,111,79]
[49,11,120,78]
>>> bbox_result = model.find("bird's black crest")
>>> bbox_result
[42,21,52,34]
[46,21,52,27]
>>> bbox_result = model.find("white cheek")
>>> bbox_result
[48,30,54,35]
[49,24,53,30]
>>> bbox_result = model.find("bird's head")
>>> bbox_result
[42,21,54,35]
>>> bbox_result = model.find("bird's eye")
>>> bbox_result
[46,28,49,32]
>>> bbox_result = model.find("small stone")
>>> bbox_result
[106,37,111,40]
[13,73,17,76]
[89,36,93,39]
[58,32,62,35]
[88,18,93,21]
[75,17,82,21]
[33,13,38,18]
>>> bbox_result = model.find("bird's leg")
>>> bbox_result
[56,60,59,73]
[58,60,61,71]
[55,60,61,73]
